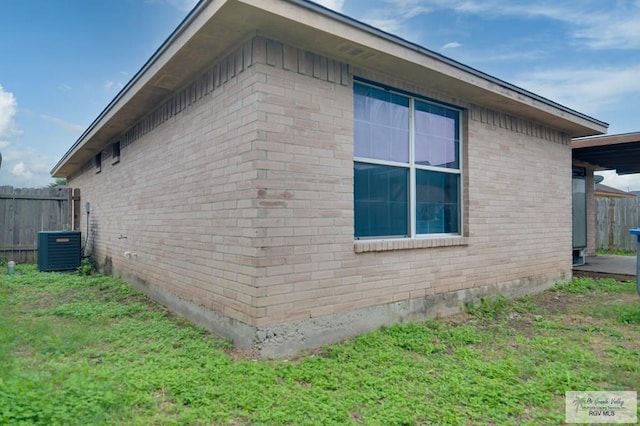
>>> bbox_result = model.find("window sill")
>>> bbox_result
[354,236,468,253]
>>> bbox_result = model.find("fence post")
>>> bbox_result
[629,229,640,296]
[607,198,615,252]
[72,188,81,230]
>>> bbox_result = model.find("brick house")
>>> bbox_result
[52,0,607,357]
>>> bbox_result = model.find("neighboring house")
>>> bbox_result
[52,0,607,357]
[595,183,636,198]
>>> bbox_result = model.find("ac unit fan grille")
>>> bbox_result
[38,231,82,272]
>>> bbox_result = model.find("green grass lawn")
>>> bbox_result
[1,264,639,425]
[596,249,636,256]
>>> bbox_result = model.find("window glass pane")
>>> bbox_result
[354,162,408,238]
[354,120,372,158]
[415,170,459,234]
[414,101,459,168]
[354,82,462,239]
[354,84,409,163]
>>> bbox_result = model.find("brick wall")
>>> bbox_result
[249,62,572,328]
[70,35,573,352]
[70,38,265,326]
[249,58,354,326]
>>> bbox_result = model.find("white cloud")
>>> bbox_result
[360,1,432,40]
[104,80,125,91]
[145,0,198,13]
[168,0,199,12]
[313,0,345,13]
[419,0,640,50]
[104,71,131,92]
[0,84,20,176]
[363,17,405,35]
[0,85,57,186]
[471,49,547,63]
[0,142,57,187]
[442,41,462,50]
[11,162,33,179]
[572,12,640,50]
[40,114,84,133]
[513,64,640,116]
[0,84,18,137]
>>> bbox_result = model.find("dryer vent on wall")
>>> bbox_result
[37,231,82,272]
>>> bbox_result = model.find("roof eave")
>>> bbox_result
[52,0,608,178]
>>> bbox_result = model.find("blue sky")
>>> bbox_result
[1,0,639,190]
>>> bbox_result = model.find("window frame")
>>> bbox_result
[353,79,464,240]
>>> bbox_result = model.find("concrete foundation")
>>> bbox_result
[117,266,568,358]
[252,272,567,358]
[121,270,257,349]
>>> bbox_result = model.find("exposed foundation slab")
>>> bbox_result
[115,266,569,358]
[253,272,569,358]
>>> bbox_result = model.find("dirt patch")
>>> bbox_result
[533,291,583,315]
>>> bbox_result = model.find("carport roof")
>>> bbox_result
[572,132,640,175]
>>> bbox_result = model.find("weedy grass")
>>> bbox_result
[596,249,636,257]
[1,265,639,425]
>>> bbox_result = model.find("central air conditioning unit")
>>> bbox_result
[37,231,82,272]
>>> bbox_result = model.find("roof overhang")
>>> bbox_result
[52,0,608,177]
[572,132,640,175]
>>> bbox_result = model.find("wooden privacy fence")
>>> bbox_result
[0,186,80,263]
[595,197,640,253]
